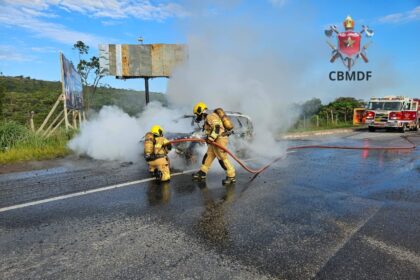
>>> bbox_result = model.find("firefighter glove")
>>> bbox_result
[144,154,155,162]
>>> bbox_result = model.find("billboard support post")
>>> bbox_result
[60,52,70,131]
[46,117,65,138]
[145,77,150,105]
[42,109,64,137]
[72,111,77,129]
[36,52,83,136]
[36,94,62,134]
[78,110,82,127]
[63,94,69,131]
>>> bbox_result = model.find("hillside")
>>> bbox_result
[0,76,167,127]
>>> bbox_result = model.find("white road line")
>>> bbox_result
[311,205,382,278]
[0,169,195,213]
[362,235,420,270]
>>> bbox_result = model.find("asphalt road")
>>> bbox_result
[0,131,419,280]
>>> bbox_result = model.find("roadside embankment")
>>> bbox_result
[279,127,363,140]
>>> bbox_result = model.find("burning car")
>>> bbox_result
[166,111,254,164]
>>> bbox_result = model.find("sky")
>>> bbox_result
[0,0,419,102]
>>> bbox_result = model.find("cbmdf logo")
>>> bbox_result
[325,16,374,81]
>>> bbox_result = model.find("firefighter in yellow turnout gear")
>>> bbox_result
[192,102,236,185]
[144,125,172,182]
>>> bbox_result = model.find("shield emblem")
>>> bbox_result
[338,31,361,57]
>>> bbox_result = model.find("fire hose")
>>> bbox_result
[168,135,417,179]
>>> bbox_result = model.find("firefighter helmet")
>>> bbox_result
[343,15,354,30]
[193,102,207,115]
[150,125,164,137]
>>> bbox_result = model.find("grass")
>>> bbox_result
[287,123,356,133]
[0,121,73,164]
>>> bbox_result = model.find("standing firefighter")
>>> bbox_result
[192,102,236,185]
[144,125,172,182]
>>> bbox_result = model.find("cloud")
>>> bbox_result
[268,0,287,7]
[101,20,123,26]
[0,0,188,47]
[3,0,188,21]
[0,5,111,46]
[378,6,420,24]
[31,46,59,53]
[0,45,35,61]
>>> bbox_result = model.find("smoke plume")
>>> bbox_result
[68,103,192,162]
[70,2,399,163]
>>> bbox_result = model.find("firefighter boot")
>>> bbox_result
[149,169,156,177]
[222,176,236,185]
[154,169,162,181]
[192,170,207,181]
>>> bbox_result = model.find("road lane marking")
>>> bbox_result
[311,204,383,278]
[362,235,420,270]
[0,169,195,213]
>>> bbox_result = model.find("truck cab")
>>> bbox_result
[365,96,419,132]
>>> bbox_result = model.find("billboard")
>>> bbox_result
[99,44,186,78]
[60,53,83,110]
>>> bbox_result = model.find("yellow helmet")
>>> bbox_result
[193,102,207,115]
[343,15,354,30]
[150,125,164,137]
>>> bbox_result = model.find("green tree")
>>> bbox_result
[300,98,322,117]
[73,40,104,111]
[323,97,365,124]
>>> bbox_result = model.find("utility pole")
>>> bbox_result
[144,77,150,105]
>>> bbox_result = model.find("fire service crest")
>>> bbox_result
[325,16,374,72]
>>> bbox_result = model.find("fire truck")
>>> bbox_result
[365,96,420,132]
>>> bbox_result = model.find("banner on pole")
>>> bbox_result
[60,53,83,110]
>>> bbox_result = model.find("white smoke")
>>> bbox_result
[167,13,316,157]
[68,102,193,162]
[70,2,399,164]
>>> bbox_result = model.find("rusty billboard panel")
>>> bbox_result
[99,44,186,78]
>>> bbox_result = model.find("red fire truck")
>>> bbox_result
[365,96,420,132]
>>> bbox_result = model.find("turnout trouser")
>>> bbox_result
[200,136,235,178]
[148,157,171,182]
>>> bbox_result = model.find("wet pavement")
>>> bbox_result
[0,131,419,279]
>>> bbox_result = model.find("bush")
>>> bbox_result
[0,121,30,150]
[0,126,71,164]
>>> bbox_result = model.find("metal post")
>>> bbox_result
[145,77,150,105]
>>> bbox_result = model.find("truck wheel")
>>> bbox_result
[398,126,405,133]
[368,126,375,132]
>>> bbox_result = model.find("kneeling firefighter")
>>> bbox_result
[144,125,172,182]
[192,102,236,185]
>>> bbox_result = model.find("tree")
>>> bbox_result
[323,97,365,124]
[300,98,322,117]
[73,40,104,111]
